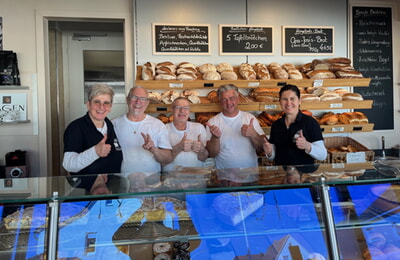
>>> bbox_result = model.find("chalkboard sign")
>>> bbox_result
[282,26,334,55]
[152,23,210,55]
[352,6,393,130]
[219,25,273,55]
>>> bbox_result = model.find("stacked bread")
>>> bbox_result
[301,87,363,102]
[181,89,201,104]
[318,111,368,125]
[249,87,280,102]
[217,62,237,80]
[195,112,217,125]
[176,62,198,80]
[257,111,284,127]
[282,63,303,79]
[154,61,176,80]
[302,57,363,79]
[268,62,289,79]
[141,61,156,80]
[199,63,221,80]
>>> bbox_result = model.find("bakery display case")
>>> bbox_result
[1,161,400,260]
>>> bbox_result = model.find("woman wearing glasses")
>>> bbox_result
[63,84,123,176]
[112,86,172,176]
[163,97,209,172]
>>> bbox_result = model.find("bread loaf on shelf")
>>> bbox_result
[341,92,363,101]
[220,70,238,80]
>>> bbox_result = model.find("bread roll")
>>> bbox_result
[341,93,363,101]
[320,92,341,102]
[353,111,368,123]
[319,114,339,125]
[199,63,217,73]
[220,70,238,80]
[216,62,233,73]
[202,71,221,80]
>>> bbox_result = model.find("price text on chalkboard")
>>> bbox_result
[283,26,334,55]
[352,6,393,130]
[153,23,210,55]
[219,25,273,55]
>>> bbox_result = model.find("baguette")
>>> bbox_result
[306,70,336,79]
[335,70,363,78]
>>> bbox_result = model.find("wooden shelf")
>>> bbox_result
[136,77,371,90]
[262,123,374,135]
[0,86,29,90]
[260,100,373,111]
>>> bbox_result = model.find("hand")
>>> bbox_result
[263,136,273,156]
[191,134,203,153]
[141,133,156,152]
[182,132,193,152]
[206,122,221,139]
[295,130,310,152]
[95,134,111,157]
[241,118,256,137]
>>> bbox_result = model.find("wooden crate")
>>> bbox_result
[324,136,375,163]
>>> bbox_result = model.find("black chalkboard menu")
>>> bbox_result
[282,26,334,55]
[219,25,273,55]
[153,23,210,55]
[352,6,393,130]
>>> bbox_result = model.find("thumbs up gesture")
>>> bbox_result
[263,136,273,156]
[181,132,193,152]
[295,129,310,152]
[95,134,111,157]
[191,134,203,153]
[241,118,256,137]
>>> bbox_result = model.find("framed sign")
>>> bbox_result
[282,26,334,55]
[152,23,210,55]
[219,25,273,55]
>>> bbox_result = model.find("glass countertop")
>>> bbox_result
[1,160,400,204]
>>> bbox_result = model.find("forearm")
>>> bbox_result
[206,137,220,158]
[250,134,265,152]
[151,147,173,166]
[63,148,99,173]
[307,140,328,161]
[197,146,209,161]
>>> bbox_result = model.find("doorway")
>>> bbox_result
[47,20,125,176]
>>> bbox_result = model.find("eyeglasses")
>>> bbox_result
[129,95,149,102]
[91,100,112,107]
[173,106,190,111]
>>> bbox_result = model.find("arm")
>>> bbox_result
[192,134,209,161]
[241,118,265,152]
[149,147,173,166]
[307,140,328,161]
[205,123,222,158]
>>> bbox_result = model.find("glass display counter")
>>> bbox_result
[1,160,400,260]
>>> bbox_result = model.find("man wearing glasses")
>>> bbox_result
[112,86,172,176]
[163,97,209,172]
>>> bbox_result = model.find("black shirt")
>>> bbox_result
[63,113,123,175]
[269,111,323,165]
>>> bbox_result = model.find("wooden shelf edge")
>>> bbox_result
[262,123,374,135]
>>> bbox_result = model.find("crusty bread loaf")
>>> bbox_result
[177,62,196,69]
[306,70,336,79]
[273,68,289,79]
[156,62,176,72]
[329,63,354,72]
[202,71,221,80]
[199,63,217,73]
[324,57,352,64]
[311,59,330,70]
[335,70,363,78]
[239,63,257,80]
[220,70,238,80]
[319,113,339,125]
[216,62,233,73]
[287,69,303,79]
[282,63,296,71]
[353,111,368,124]
[341,93,363,101]
[207,90,219,103]
[333,88,349,96]
[254,63,270,80]
[300,63,312,73]
[338,112,357,124]
[320,92,341,102]
[301,94,320,102]
[155,73,176,80]
[141,62,156,80]
[148,91,162,104]
[176,67,197,75]
[177,72,197,81]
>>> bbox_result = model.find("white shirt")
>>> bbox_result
[112,114,172,176]
[163,121,207,172]
[206,111,264,169]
